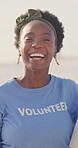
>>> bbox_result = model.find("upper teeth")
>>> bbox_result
[30,53,45,58]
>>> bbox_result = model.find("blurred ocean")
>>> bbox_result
[0,57,78,85]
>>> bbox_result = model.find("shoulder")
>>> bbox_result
[0,78,15,107]
[54,76,78,121]
[54,75,78,90]
[0,78,15,100]
[62,77,78,94]
[53,75,78,100]
[0,78,15,92]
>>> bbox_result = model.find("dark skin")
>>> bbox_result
[17,20,57,88]
[17,69,50,88]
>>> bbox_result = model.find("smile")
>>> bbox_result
[28,52,46,63]
[29,53,45,58]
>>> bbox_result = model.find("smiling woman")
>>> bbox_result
[0,8,78,148]
[18,20,56,75]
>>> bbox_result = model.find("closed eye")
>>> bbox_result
[42,38,50,42]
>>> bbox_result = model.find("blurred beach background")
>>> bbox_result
[0,56,78,85]
[0,0,78,85]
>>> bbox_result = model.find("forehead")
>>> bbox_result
[21,20,55,36]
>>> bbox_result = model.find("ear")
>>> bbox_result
[53,45,57,57]
[18,49,21,56]
[17,40,21,53]
[55,45,57,54]
[17,49,21,64]
[17,40,21,48]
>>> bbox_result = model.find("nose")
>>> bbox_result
[32,39,42,48]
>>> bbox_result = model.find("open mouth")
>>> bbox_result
[30,53,45,58]
[29,53,46,61]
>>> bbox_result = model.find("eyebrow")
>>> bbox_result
[24,32,34,38]
[41,33,52,36]
[24,32,52,39]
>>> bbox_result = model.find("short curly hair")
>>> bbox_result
[14,9,64,53]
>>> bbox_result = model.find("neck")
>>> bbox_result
[17,68,51,88]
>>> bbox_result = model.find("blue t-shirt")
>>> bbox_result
[0,75,78,148]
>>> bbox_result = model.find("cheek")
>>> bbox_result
[19,46,27,63]
[20,42,29,55]
[48,44,56,56]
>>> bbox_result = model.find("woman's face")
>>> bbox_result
[19,20,57,71]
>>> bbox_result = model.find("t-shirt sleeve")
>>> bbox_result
[0,91,6,148]
[74,85,78,122]
[0,112,2,148]
[63,79,78,123]
[71,83,78,123]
